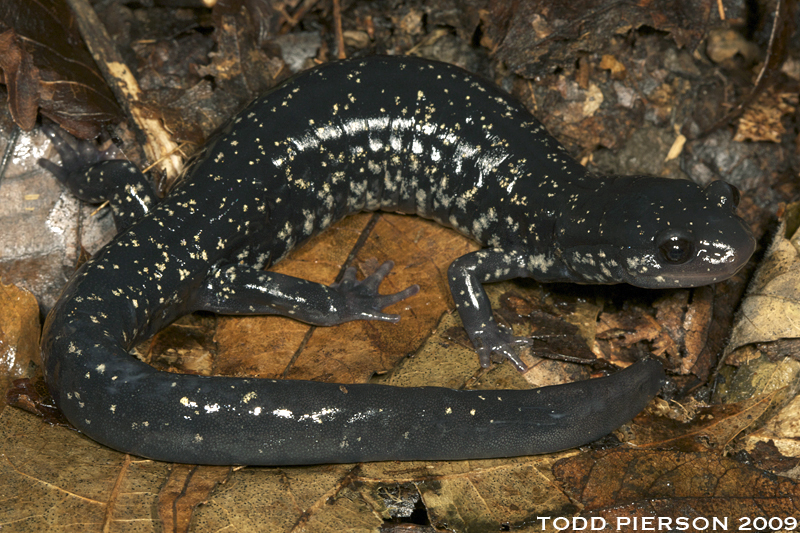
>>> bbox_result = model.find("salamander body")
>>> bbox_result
[40,56,755,465]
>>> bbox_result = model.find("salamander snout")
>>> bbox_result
[654,179,748,266]
[592,177,757,289]
[640,179,756,288]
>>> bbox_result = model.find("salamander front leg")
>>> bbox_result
[191,260,419,325]
[448,249,533,371]
[38,124,157,232]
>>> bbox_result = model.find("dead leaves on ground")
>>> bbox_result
[2,0,800,530]
[0,2,121,137]
[0,284,39,411]
[717,203,800,461]
[554,449,800,527]
[1,180,796,533]
[2,207,798,532]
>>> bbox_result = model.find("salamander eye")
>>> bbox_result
[658,233,694,264]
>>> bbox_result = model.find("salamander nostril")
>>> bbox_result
[729,184,741,208]
[704,180,741,209]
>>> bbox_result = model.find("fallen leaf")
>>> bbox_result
[632,388,790,452]
[487,0,714,80]
[0,407,170,531]
[206,213,475,383]
[734,88,798,143]
[0,0,121,136]
[0,283,40,409]
[723,203,800,409]
[554,449,800,528]
[158,464,231,533]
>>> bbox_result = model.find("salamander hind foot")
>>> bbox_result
[330,260,420,323]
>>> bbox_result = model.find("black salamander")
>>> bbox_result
[39,56,755,465]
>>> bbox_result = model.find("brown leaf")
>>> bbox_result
[715,343,800,458]
[188,456,581,530]
[595,298,679,366]
[0,0,121,137]
[729,205,800,352]
[0,283,41,409]
[0,407,171,531]
[680,285,713,375]
[187,213,476,384]
[0,29,40,131]
[158,464,232,533]
[743,390,800,458]
[187,463,388,531]
[487,0,714,80]
[553,449,800,526]
[719,345,800,398]
[631,389,788,452]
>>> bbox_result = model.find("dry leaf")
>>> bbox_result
[0,1,121,136]
[147,213,477,383]
[745,392,800,458]
[554,449,800,527]
[716,211,800,458]
[734,89,798,143]
[0,407,170,531]
[0,283,40,409]
[489,0,714,79]
[632,389,789,452]
[728,204,800,352]
[158,465,231,533]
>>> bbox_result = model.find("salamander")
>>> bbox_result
[39,55,755,465]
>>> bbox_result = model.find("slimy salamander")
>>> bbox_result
[39,56,755,465]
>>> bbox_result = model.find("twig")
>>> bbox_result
[332,0,346,59]
[63,0,183,182]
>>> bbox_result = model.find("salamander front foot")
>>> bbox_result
[330,260,420,323]
[38,123,157,230]
[38,123,109,188]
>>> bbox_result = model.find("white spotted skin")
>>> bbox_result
[40,56,754,465]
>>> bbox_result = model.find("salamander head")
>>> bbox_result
[559,177,756,288]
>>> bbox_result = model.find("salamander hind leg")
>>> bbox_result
[38,124,158,232]
[191,260,419,325]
